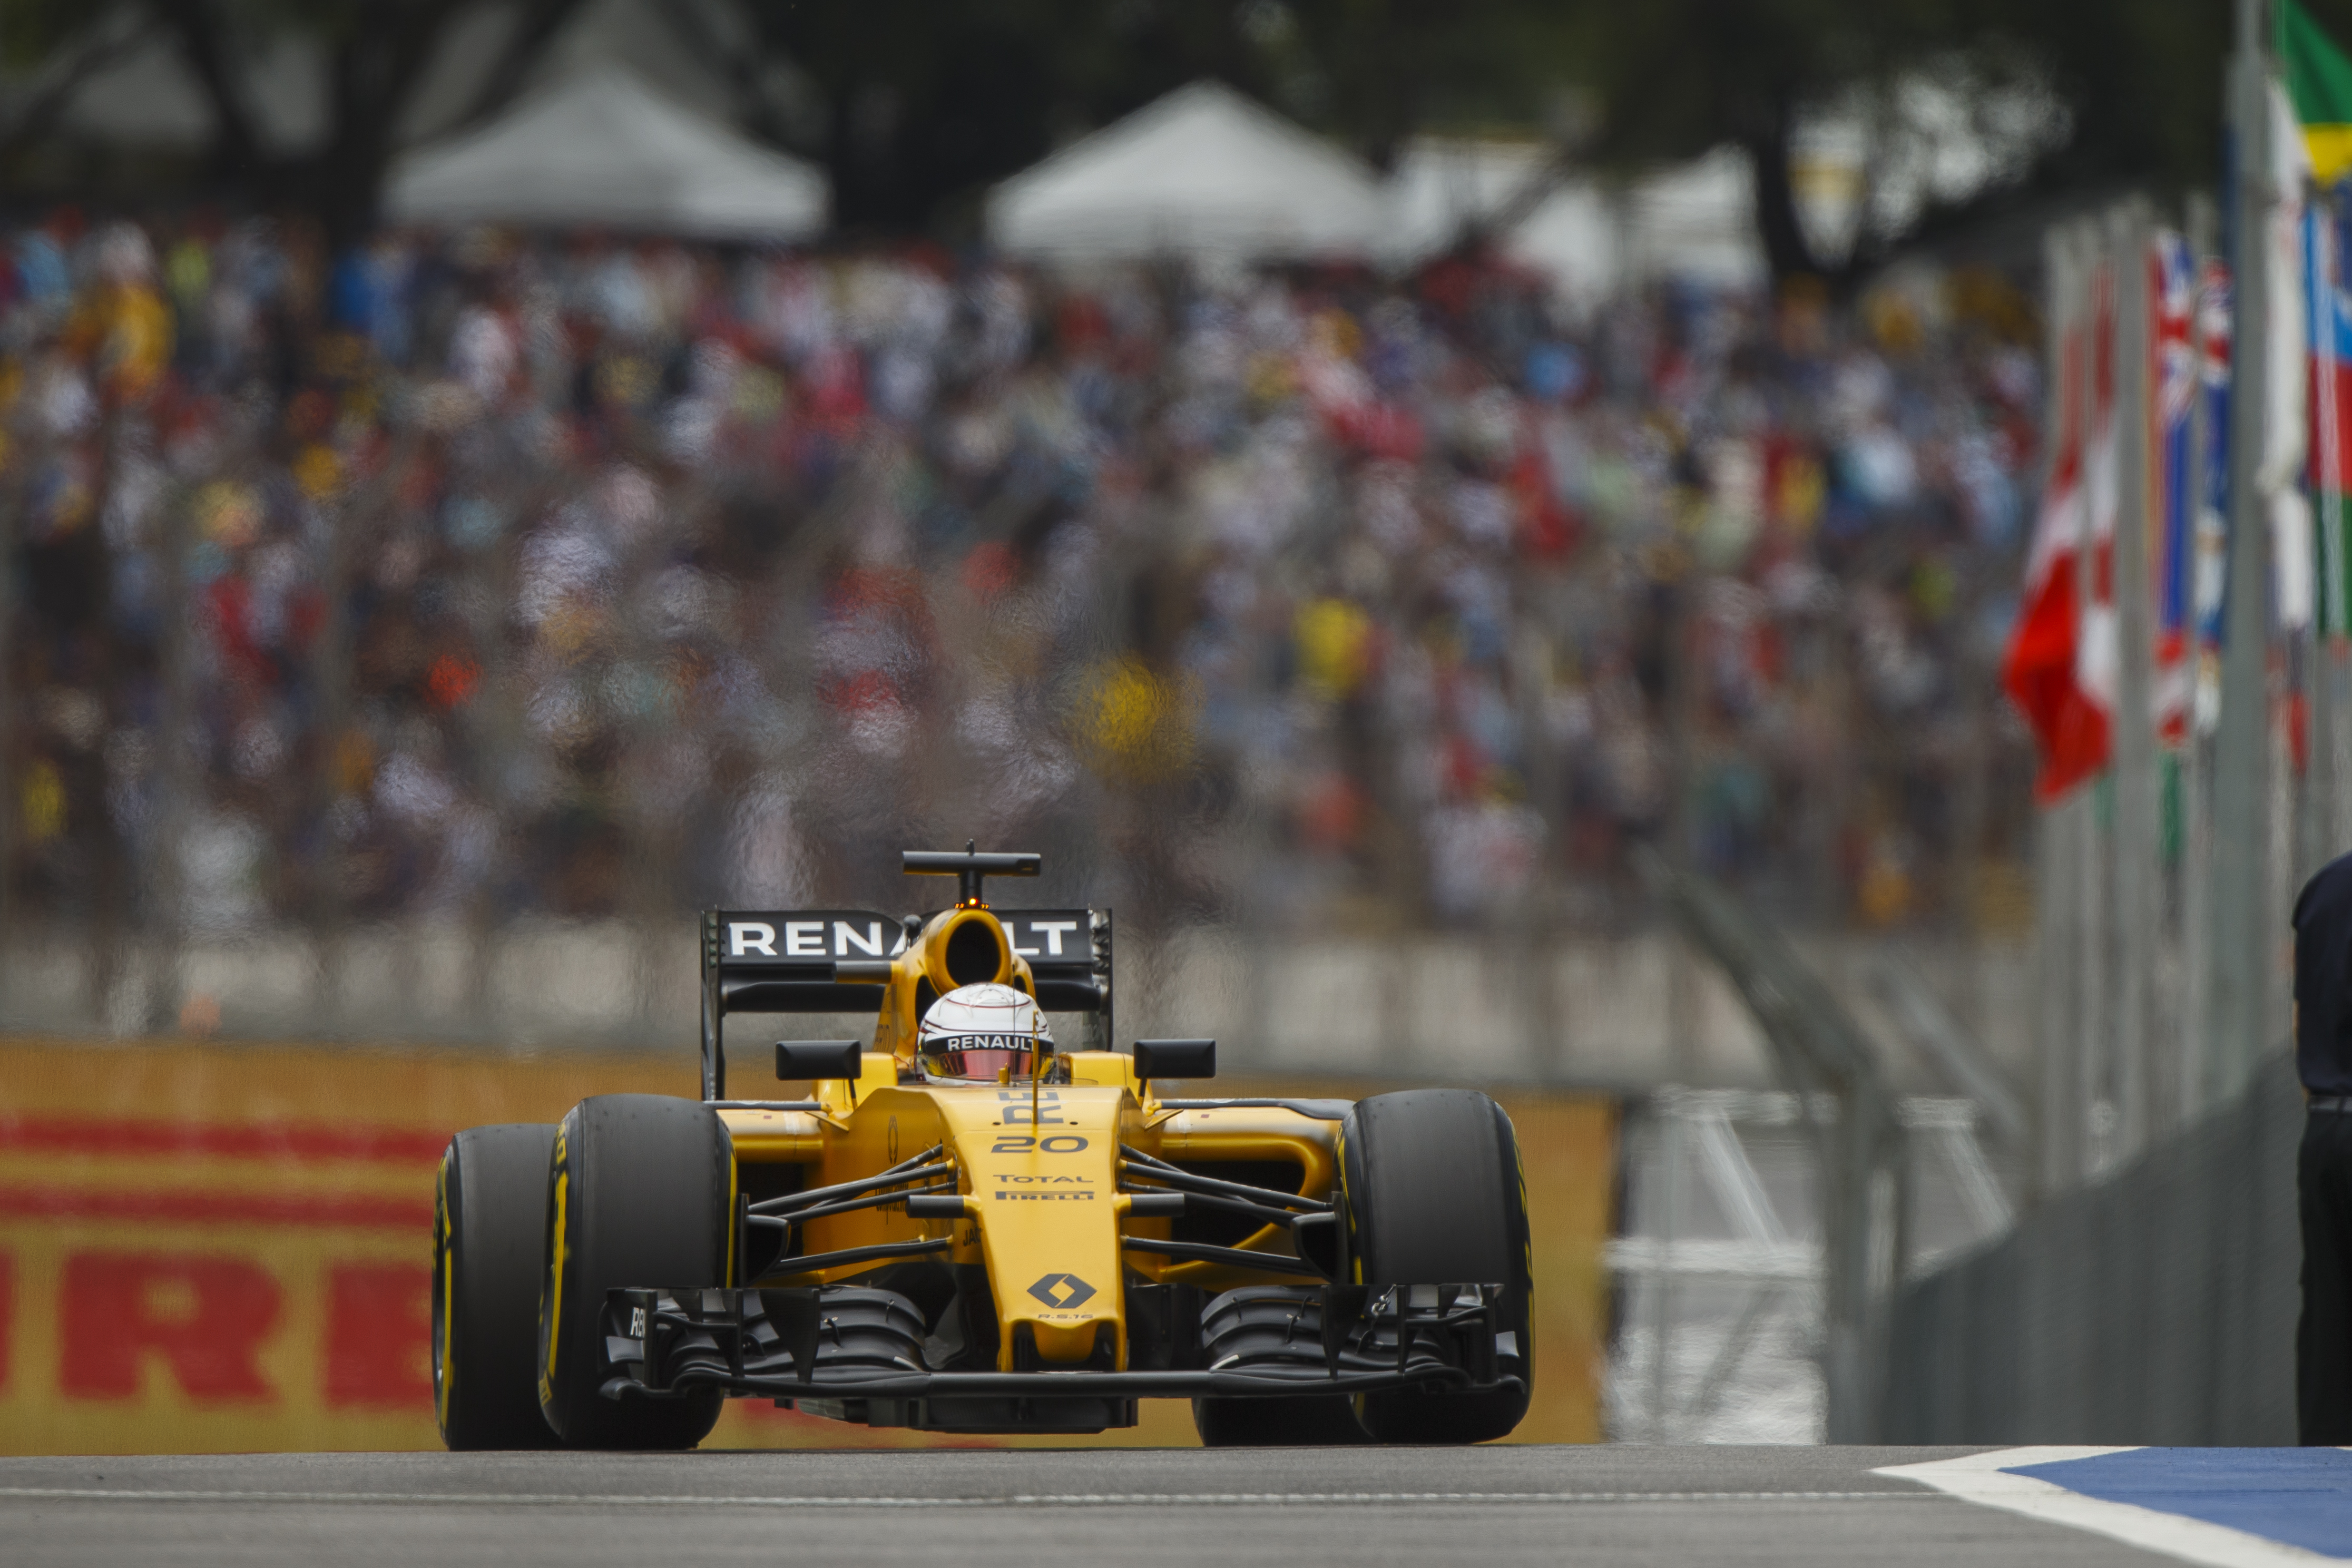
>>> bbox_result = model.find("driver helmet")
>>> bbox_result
[917,983,1052,1083]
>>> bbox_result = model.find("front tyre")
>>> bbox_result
[538,1095,732,1449]
[1341,1089,1533,1444]
[435,1123,563,1449]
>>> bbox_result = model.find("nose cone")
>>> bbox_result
[1025,1317,1103,1364]
[934,1085,1128,1369]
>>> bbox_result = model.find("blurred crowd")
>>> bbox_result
[0,209,2042,945]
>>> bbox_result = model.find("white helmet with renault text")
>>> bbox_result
[917,982,1053,1082]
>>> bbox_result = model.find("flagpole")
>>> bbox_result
[2111,197,2159,1165]
[2036,223,2089,1196]
[2211,0,2278,1103]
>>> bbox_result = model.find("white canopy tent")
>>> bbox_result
[987,81,1384,263]
[1383,138,1770,307]
[384,66,827,241]
[1382,138,1625,313]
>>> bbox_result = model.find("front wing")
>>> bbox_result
[599,1280,1520,1428]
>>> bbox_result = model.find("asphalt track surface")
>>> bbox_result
[0,1445,2182,1567]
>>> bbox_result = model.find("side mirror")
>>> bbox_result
[1132,1038,1216,1082]
[776,1041,864,1080]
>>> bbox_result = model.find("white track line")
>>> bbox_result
[1875,1449,2347,1568]
[0,1488,1933,1510]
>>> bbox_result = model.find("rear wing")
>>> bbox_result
[697,907,1112,1099]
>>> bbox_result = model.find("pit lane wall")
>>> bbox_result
[0,1036,1614,1453]
[1883,1051,2301,1443]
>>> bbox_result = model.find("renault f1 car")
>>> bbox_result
[433,848,1532,1448]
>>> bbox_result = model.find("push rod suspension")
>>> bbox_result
[745,1182,957,1231]
[1120,1236,1327,1278]
[748,1147,947,1216]
[1118,1148,1329,1212]
[1122,1182,1302,1232]
[749,1236,953,1283]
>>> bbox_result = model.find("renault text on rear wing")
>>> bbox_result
[695,906,1110,1099]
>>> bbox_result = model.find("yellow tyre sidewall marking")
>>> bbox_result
[435,1157,456,1430]
[1513,1135,1532,1292]
[538,1123,570,1409]
[725,1142,738,1287]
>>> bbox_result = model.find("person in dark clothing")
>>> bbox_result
[2293,851,2352,1444]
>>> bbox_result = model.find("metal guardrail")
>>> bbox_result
[1636,849,1910,1443]
[1606,1087,2011,1442]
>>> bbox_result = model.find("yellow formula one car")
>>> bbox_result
[433,848,1532,1449]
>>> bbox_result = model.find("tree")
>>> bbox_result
[1563,0,2055,285]
[0,4,162,163]
[719,0,2242,279]
[1562,0,2352,288]
[713,0,1263,235]
[710,0,1570,235]
[3,0,593,249]
[6,0,2334,276]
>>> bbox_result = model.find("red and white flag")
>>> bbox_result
[2151,231,2198,744]
[2003,245,2115,800]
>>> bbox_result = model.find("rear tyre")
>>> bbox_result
[538,1094,732,1449]
[1192,1394,1370,1446]
[1341,1089,1533,1444]
[435,1123,563,1449]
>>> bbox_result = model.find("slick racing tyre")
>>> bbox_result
[1192,1394,1370,1447]
[538,1095,731,1449]
[435,1123,563,1449]
[1340,1089,1533,1444]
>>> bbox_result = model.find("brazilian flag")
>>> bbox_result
[2284,0,2352,184]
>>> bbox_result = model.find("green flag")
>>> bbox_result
[2282,0,2352,183]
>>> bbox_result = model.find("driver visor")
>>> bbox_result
[926,1047,1036,1082]
[919,1035,1047,1082]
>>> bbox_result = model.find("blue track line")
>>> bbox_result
[2003,1448,2352,1559]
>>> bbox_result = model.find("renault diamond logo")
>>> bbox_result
[1027,1272,1095,1310]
